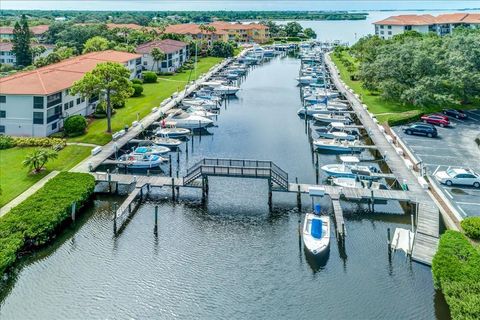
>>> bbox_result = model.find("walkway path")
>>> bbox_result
[0,171,60,217]
[325,53,439,265]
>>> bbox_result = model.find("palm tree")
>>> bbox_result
[23,148,58,174]
[150,48,166,71]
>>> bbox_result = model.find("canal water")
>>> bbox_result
[0,57,449,319]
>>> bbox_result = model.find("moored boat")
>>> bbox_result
[302,212,330,255]
[321,156,381,180]
[117,153,165,169]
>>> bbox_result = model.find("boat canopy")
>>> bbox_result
[311,218,323,239]
[340,156,360,163]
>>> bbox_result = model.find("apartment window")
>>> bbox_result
[388,25,392,29]
[380,25,384,29]
[46,105,61,123]
[51,122,57,130]
[47,92,62,107]
[64,103,69,110]
[76,98,81,105]
[388,31,392,35]
[81,97,85,103]
[65,89,70,95]
[69,101,74,109]
[33,112,44,124]
[0,110,5,118]
[0,96,5,103]
[33,96,44,109]
[405,25,412,31]
[380,31,384,35]
[0,125,5,133]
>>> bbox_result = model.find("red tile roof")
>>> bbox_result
[136,39,187,55]
[0,42,55,51]
[0,50,141,95]
[0,25,49,35]
[374,13,480,26]
[164,23,228,35]
[373,14,436,26]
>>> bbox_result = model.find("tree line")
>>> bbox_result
[337,29,480,108]
[0,10,367,26]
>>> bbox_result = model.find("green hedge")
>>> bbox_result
[0,172,95,274]
[432,231,480,320]
[0,136,67,150]
[461,217,480,240]
[386,111,424,126]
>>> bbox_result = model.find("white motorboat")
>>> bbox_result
[296,75,323,85]
[165,110,214,129]
[185,106,217,119]
[156,127,191,138]
[321,156,381,180]
[332,177,389,190]
[201,81,240,96]
[152,135,182,147]
[117,153,165,169]
[297,105,349,116]
[313,113,351,124]
[315,122,359,141]
[313,133,362,152]
[302,213,330,255]
[133,145,170,155]
[182,98,218,110]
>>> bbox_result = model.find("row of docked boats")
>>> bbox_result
[112,47,264,170]
[301,42,388,258]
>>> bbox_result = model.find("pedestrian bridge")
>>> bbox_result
[183,158,289,190]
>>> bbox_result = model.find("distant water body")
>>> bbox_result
[2,0,480,11]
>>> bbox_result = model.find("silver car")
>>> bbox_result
[435,168,480,188]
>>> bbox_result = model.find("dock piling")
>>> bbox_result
[171,178,175,201]
[295,177,301,211]
[113,203,118,234]
[154,205,158,234]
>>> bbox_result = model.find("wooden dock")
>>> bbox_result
[70,57,234,173]
[326,53,439,265]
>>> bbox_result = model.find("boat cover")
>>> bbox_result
[311,219,323,239]
[135,147,148,153]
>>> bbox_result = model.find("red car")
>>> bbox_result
[420,114,450,127]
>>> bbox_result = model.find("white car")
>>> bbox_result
[435,168,480,188]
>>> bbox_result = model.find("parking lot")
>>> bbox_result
[392,109,480,218]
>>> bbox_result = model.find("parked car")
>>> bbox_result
[420,114,450,127]
[402,123,438,138]
[435,168,480,188]
[442,109,468,119]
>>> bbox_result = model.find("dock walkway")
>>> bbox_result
[325,53,439,265]
[70,58,233,173]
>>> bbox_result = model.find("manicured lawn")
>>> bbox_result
[0,145,92,207]
[69,57,223,145]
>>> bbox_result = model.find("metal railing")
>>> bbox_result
[183,158,289,190]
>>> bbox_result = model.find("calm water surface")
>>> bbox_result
[0,57,450,319]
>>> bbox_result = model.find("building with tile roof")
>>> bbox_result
[0,25,50,41]
[373,13,480,39]
[0,42,55,65]
[0,50,142,136]
[136,39,188,72]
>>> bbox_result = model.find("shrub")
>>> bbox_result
[131,78,143,85]
[432,231,480,320]
[386,111,423,126]
[142,71,157,83]
[0,172,95,274]
[0,135,15,150]
[287,37,302,42]
[461,217,480,240]
[7,137,67,149]
[63,115,87,137]
[113,101,125,109]
[131,83,144,97]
